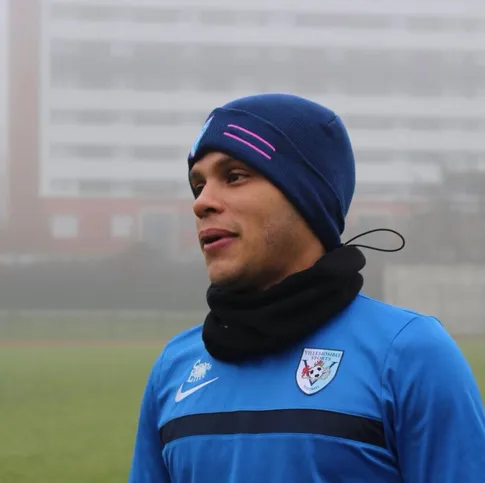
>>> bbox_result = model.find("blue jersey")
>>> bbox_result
[129,294,485,482]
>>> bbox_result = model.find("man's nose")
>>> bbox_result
[192,183,224,218]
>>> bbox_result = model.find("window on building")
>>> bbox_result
[355,150,397,163]
[339,50,397,95]
[293,13,393,29]
[344,116,400,130]
[199,9,265,26]
[51,4,123,21]
[78,180,112,196]
[110,182,134,197]
[49,179,79,195]
[132,111,177,126]
[50,144,117,160]
[51,41,116,89]
[197,10,235,25]
[110,214,134,238]
[405,16,459,32]
[129,44,178,91]
[50,110,120,125]
[50,110,208,127]
[130,146,185,162]
[132,180,177,197]
[50,215,78,239]
[195,46,233,91]
[130,8,180,24]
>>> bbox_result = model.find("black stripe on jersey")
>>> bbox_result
[160,409,386,449]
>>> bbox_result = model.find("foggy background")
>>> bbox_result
[0,0,484,338]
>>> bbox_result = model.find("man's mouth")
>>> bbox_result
[199,230,238,251]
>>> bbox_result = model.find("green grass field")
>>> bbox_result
[0,316,483,483]
[0,344,163,483]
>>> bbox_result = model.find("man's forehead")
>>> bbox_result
[189,153,247,179]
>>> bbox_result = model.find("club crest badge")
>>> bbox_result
[190,115,214,158]
[296,348,344,395]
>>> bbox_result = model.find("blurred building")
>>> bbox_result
[4,0,485,258]
[0,0,8,231]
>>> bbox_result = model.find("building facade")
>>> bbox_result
[0,0,8,231]
[5,0,485,257]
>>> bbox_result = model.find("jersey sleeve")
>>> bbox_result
[129,360,170,483]
[382,315,485,482]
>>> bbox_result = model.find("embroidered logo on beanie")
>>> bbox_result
[190,115,214,158]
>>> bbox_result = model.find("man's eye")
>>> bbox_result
[192,184,204,197]
[227,172,246,183]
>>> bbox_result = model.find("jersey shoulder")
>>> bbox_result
[335,293,448,357]
[352,292,440,332]
[150,324,204,385]
[356,292,429,318]
[164,323,204,357]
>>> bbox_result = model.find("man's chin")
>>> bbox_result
[206,260,245,288]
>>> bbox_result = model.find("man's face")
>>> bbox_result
[189,152,324,291]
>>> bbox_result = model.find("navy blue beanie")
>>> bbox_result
[187,93,356,252]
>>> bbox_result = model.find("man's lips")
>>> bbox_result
[198,228,238,249]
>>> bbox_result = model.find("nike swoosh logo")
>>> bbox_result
[174,377,219,403]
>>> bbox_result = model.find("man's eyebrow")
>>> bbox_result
[189,155,240,183]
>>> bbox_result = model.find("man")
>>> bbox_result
[129,93,485,482]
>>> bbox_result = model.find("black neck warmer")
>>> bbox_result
[202,245,366,362]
